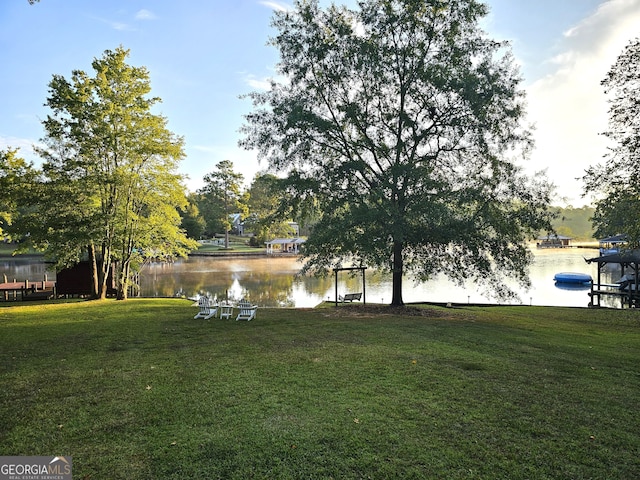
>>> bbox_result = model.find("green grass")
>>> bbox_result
[194,235,265,254]
[1,300,639,479]
[0,239,263,257]
[195,243,264,254]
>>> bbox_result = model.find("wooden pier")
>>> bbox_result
[0,276,56,301]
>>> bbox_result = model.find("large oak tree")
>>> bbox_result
[241,0,553,305]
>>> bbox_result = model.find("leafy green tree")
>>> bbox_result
[245,173,296,246]
[196,160,247,248]
[241,0,553,305]
[32,46,196,299]
[0,149,39,240]
[583,38,640,246]
[180,194,206,240]
[193,191,224,239]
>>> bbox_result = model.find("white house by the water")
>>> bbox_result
[265,237,306,254]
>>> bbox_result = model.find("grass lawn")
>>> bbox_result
[1,300,639,479]
[0,240,264,257]
[195,235,266,255]
[195,243,265,254]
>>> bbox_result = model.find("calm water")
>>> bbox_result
[1,248,620,308]
[138,247,611,307]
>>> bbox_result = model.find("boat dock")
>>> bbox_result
[585,250,640,308]
[0,277,56,301]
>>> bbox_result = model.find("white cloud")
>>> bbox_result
[243,74,273,91]
[135,9,157,21]
[0,136,38,153]
[104,20,134,31]
[0,136,45,166]
[241,67,289,91]
[523,0,640,206]
[259,1,292,12]
[88,15,135,31]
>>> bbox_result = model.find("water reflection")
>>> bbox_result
[0,248,625,308]
[138,248,614,308]
[140,256,336,307]
[0,257,56,282]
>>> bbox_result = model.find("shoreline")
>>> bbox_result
[2,243,600,260]
[188,250,267,258]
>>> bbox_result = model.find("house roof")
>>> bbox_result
[265,237,306,245]
[537,234,572,240]
[585,249,640,265]
[598,234,627,243]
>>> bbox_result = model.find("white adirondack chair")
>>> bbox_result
[219,301,234,320]
[235,299,257,321]
[194,296,217,320]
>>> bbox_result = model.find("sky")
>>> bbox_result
[1,0,639,207]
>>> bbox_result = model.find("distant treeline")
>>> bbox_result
[550,206,595,241]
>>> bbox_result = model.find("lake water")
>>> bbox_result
[138,247,613,307]
[1,248,621,308]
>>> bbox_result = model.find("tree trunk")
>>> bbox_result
[117,260,130,300]
[223,187,229,249]
[88,243,99,299]
[391,239,404,306]
[98,243,111,299]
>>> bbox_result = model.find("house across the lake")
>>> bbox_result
[265,237,306,254]
[536,234,572,248]
[229,213,244,235]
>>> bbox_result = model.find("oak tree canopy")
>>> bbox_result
[241,0,551,305]
[241,0,553,306]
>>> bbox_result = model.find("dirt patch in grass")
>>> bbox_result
[322,304,448,318]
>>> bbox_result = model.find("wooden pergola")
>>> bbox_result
[333,266,367,307]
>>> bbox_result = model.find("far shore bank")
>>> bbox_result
[2,241,600,260]
[188,249,266,257]
[0,248,269,259]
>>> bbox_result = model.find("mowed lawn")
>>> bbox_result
[0,299,638,479]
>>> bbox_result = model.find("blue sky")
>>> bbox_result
[1,0,639,206]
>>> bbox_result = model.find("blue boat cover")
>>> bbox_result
[554,272,592,284]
